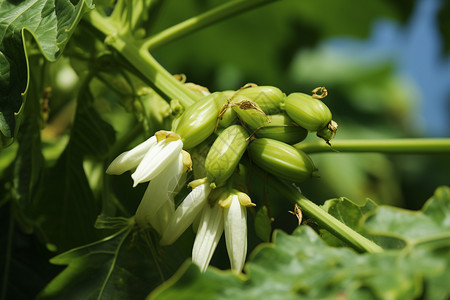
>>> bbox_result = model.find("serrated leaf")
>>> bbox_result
[149,187,450,300]
[365,186,450,247]
[0,0,94,141]
[320,197,378,248]
[320,197,406,249]
[39,226,185,300]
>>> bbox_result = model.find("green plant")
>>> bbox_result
[1,1,449,299]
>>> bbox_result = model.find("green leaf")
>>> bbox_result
[149,187,450,299]
[38,225,185,300]
[365,186,450,247]
[320,197,406,249]
[27,87,116,251]
[0,0,94,141]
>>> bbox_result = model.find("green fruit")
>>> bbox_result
[174,92,229,149]
[217,91,238,128]
[249,113,308,144]
[205,125,249,186]
[236,86,284,114]
[248,138,318,182]
[231,95,270,129]
[283,92,332,131]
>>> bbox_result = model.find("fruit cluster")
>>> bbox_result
[106,83,338,273]
[174,84,337,185]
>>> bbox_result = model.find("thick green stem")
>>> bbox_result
[83,10,198,107]
[295,138,450,154]
[266,175,383,253]
[142,0,279,51]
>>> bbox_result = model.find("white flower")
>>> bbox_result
[106,136,157,175]
[191,203,224,272]
[134,152,188,234]
[131,132,183,187]
[223,194,248,274]
[106,131,191,233]
[106,131,183,187]
[160,179,211,246]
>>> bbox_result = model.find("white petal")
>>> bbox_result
[134,154,185,232]
[160,183,211,246]
[106,136,157,175]
[224,195,248,274]
[131,139,183,186]
[192,204,224,272]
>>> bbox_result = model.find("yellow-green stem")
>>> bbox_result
[296,138,450,154]
[264,172,383,253]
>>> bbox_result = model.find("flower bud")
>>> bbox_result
[236,86,284,114]
[205,125,249,186]
[282,92,332,131]
[248,138,319,182]
[174,92,229,149]
[249,113,308,145]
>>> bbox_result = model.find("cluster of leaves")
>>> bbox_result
[1,0,450,299]
[149,186,450,300]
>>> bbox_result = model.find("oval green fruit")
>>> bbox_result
[231,95,270,129]
[236,86,284,114]
[249,113,308,144]
[248,138,318,182]
[283,92,332,131]
[205,125,249,186]
[174,92,229,149]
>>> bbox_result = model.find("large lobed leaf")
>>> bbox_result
[38,221,187,300]
[149,186,450,299]
[0,0,94,143]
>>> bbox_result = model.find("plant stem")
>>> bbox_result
[142,0,279,51]
[83,10,198,107]
[295,138,450,154]
[266,175,383,253]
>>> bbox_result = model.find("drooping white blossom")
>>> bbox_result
[106,136,157,175]
[160,180,211,246]
[191,203,224,272]
[223,194,248,274]
[134,152,188,234]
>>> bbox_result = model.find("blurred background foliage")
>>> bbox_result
[1,0,450,298]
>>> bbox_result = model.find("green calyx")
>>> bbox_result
[248,138,319,182]
[173,92,229,149]
[205,125,249,187]
[249,113,308,144]
[282,92,332,132]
